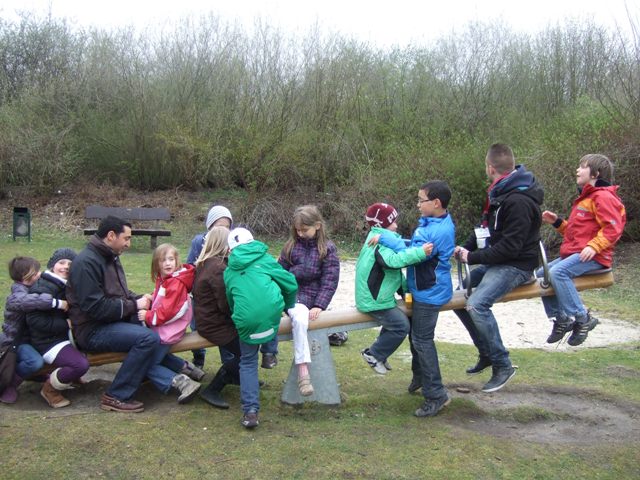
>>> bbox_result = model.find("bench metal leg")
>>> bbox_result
[150,236,157,249]
[281,329,342,406]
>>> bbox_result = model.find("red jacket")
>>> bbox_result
[145,264,195,326]
[557,184,626,268]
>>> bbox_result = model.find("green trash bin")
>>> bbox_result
[13,207,31,241]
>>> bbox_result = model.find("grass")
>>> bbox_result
[1,229,639,479]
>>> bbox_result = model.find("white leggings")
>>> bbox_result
[288,303,311,365]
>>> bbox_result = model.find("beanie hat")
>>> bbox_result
[228,228,254,250]
[365,203,398,228]
[47,248,77,270]
[206,206,233,230]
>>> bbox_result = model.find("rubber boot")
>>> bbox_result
[200,366,230,409]
[0,373,23,404]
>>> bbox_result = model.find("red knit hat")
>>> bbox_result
[365,203,398,228]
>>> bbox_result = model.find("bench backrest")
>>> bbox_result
[85,205,170,222]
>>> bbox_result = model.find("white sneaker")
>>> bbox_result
[361,349,387,375]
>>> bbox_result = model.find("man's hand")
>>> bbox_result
[455,246,469,263]
[422,242,434,256]
[542,210,558,225]
[579,246,597,262]
[136,296,150,310]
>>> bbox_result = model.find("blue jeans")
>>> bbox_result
[16,343,44,379]
[260,338,278,355]
[368,307,410,362]
[85,321,166,401]
[146,346,184,394]
[239,340,261,414]
[454,264,531,369]
[411,301,447,400]
[536,254,602,321]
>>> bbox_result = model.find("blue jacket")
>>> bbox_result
[379,214,455,306]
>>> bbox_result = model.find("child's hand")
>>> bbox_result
[579,246,597,262]
[137,309,147,322]
[58,300,69,311]
[422,242,434,256]
[367,234,381,247]
[309,307,322,321]
[542,211,558,224]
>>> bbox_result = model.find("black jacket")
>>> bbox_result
[66,235,139,348]
[465,165,544,272]
[26,272,69,354]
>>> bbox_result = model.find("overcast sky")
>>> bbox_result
[1,0,637,47]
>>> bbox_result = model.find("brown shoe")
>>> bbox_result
[100,393,144,413]
[40,379,71,408]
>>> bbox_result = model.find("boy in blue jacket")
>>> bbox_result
[376,181,455,417]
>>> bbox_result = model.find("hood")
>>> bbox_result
[168,263,195,290]
[491,164,544,205]
[578,181,619,198]
[227,241,269,270]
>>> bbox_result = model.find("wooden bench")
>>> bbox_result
[83,205,171,248]
[40,270,613,406]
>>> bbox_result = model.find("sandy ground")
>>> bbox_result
[328,261,640,350]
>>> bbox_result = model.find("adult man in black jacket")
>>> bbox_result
[454,144,544,393]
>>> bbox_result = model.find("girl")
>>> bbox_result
[278,205,340,396]
[138,243,205,382]
[192,226,241,409]
[26,248,90,408]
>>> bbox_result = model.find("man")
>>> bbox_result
[454,144,543,393]
[67,216,166,412]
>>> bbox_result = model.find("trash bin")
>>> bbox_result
[13,207,31,241]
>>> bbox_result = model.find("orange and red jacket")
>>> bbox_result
[556,183,626,268]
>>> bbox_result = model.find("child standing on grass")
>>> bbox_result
[224,228,298,429]
[26,248,90,408]
[137,243,205,382]
[375,181,456,418]
[356,203,433,375]
[539,154,626,346]
[278,205,340,396]
[1,257,65,404]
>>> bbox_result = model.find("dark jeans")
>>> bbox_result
[411,301,446,401]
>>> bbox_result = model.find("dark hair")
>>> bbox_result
[486,143,515,174]
[96,216,132,239]
[421,181,452,209]
[8,256,40,282]
[580,154,614,183]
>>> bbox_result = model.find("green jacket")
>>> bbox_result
[224,241,298,344]
[355,227,427,313]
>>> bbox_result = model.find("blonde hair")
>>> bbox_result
[151,243,179,282]
[282,205,330,262]
[195,226,230,267]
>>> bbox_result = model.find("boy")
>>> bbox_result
[223,228,298,429]
[376,181,456,417]
[356,202,433,375]
[540,154,626,346]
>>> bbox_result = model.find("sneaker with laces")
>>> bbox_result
[567,312,599,346]
[407,377,422,394]
[361,348,387,375]
[261,353,278,369]
[546,318,574,344]
[181,361,206,381]
[466,355,492,375]
[241,410,259,429]
[383,359,392,371]
[414,394,451,417]
[482,366,516,393]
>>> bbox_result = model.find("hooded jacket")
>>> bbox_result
[224,241,298,345]
[26,271,70,354]
[379,213,456,306]
[556,182,626,268]
[66,235,139,348]
[144,264,194,327]
[355,227,427,312]
[1,282,55,347]
[464,165,544,272]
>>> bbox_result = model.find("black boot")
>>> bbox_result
[200,367,230,409]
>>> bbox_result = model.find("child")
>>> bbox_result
[540,154,626,346]
[193,226,241,409]
[137,243,205,381]
[1,256,67,404]
[356,203,433,375]
[224,228,298,429]
[26,248,90,408]
[376,181,456,417]
[186,205,233,370]
[278,205,340,396]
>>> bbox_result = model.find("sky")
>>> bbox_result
[0,0,637,47]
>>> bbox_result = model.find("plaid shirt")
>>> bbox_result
[278,238,340,310]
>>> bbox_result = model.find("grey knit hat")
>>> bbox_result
[47,248,77,269]
[206,205,233,230]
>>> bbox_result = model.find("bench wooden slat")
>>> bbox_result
[85,205,170,221]
[83,229,171,236]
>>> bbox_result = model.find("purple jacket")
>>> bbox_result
[1,282,54,347]
[278,238,340,310]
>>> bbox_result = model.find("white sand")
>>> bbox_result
[328,261,640,350]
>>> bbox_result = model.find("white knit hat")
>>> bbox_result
[228,228,254,250]
[206,205,233,230]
